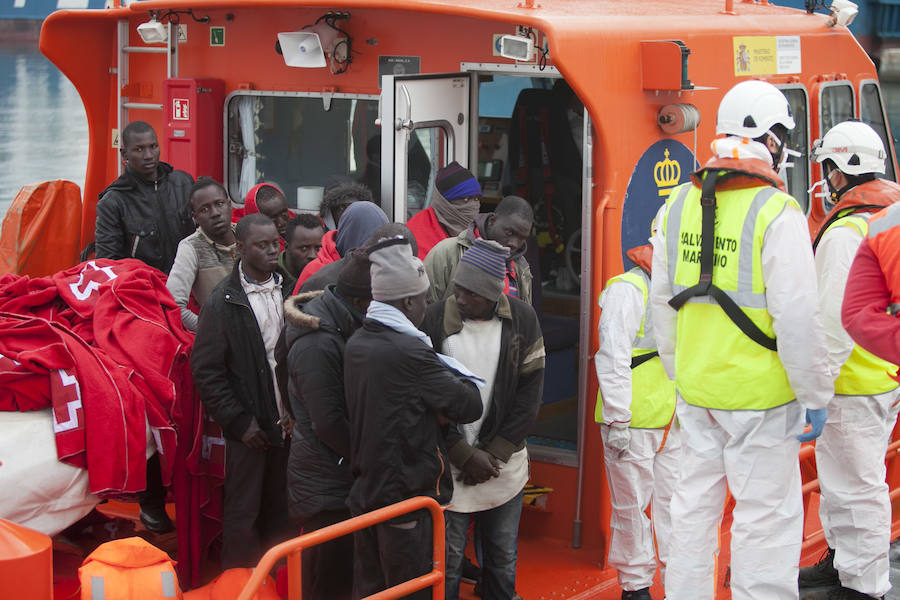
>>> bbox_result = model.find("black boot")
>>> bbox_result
[138,454,174,534]
[801,585,883,599]
[799,547,839,588]
[621,588,652,600]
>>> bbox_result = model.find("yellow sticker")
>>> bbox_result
[733,36,801,76]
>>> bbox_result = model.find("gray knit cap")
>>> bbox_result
[368,237,430,301]
[453,238,509,302]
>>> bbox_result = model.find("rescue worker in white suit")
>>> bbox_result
[800,120,900,600]
[649,79,832,600]
[594,242,679,600]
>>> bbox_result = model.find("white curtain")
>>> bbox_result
[237,96,261,202]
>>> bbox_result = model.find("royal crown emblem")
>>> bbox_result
[654,148,681,197]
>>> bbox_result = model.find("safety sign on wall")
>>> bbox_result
[172,98,189,121]
[210,26,225,47]
[378,56,420,88]
[733,36,801,76]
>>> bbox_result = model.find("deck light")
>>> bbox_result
[828,0,858,27]
[498,34,535,61]
[137,15,168,44]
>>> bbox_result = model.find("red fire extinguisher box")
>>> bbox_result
[162,78,225,183]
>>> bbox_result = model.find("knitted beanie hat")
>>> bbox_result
[435,161,481,201]
[453,238,509,302]
[368,237,430,301]
[336,249,372,299]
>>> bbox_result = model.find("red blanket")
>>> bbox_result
[0,312,145,492]
[0,259,223,587]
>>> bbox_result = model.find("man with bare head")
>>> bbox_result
[95,120,194,274]
[192,213,297,568]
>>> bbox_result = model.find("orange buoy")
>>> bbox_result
[0,518,53,600]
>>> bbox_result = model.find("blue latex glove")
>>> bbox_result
[797,407,827,442]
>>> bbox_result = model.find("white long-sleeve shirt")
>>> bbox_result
[594,278,645,425]
[815,219,869,382]
[649,198,832,411]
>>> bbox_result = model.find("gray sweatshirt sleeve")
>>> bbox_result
[166,238,200,332]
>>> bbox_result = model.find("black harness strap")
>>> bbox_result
[811,204,886,252]
[630,351,659,370]
[667,173,778,352]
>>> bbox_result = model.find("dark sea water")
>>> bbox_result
[0,41,89,217]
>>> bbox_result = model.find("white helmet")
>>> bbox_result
[716,80,795,139]
[813,120,886,175]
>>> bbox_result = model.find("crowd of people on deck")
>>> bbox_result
[95,119,540,600]
[90,88,900,600]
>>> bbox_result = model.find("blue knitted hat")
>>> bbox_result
[453,238,508,301]
[435,161,481,200]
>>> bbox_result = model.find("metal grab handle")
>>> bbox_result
[395,83,414,131]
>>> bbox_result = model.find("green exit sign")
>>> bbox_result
[210,26,225,47]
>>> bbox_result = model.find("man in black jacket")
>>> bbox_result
[283,249,372,600]
[95,121,194,273]
[191,213,296,569]
[95,121,194,533]
[344,237,483,600]
[421,238,545,600]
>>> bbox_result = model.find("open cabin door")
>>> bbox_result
[380,72,477,221]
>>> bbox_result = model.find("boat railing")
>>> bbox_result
[236,495,446,600]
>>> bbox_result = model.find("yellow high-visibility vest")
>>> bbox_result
[595,268,676,428]
[822,214,899,395]
[662,178,796,410]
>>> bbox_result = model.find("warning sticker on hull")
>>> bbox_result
[733,36,801,76]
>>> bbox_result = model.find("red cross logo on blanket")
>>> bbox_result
[52,369,83,433]
[68,260,118,302]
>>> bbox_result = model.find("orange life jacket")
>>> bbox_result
[813,178,900,249]
[78,537,182,600]
[182,568,280,600]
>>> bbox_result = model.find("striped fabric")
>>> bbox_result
[435,161,481,200]
[459,238,507,279]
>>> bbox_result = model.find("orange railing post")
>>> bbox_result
[237,496,445,600]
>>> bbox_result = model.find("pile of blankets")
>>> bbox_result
[0,258,222,587]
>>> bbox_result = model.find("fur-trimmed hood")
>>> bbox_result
[284,290,325,330]
[283,287,362,351]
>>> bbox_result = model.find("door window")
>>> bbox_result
[406,127,447,219]
[780,87,811,213]
[861,81,896,181]
[820,83,855,134]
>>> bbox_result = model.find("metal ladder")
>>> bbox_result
[114,16,178,172]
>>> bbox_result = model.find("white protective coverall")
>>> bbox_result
[650,198,832,600]
[815,217,900,597]
[595,273,680,592]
